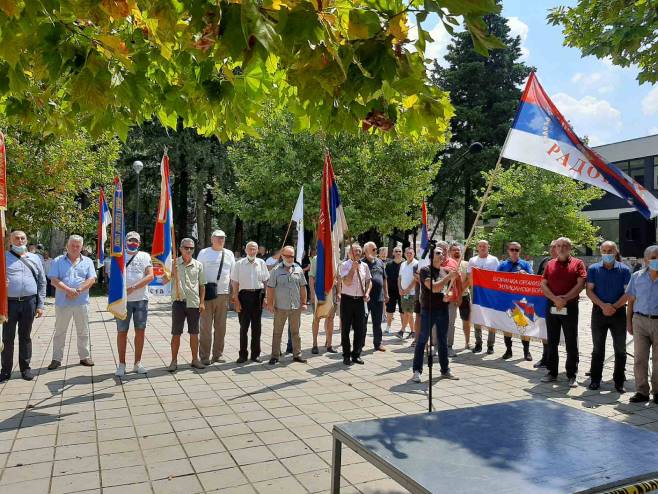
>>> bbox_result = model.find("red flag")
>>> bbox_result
[0,132,8,323]
[315,153,334,301]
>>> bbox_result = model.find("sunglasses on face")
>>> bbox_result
[181,246,194,251]
[282,254,294,259]
[509,248,520,252]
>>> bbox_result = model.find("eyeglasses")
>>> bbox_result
[509,248,520,252]
[181,246,194,251]
[393,250,402,254]
[282,254,294,259]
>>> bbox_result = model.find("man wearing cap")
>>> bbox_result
[231,241,270,363]
[1,231,47,382]
[115,232,154,377]
[197,229,235,365]
[164,238,206,372]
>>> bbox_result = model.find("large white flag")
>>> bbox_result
[291,186,304,264]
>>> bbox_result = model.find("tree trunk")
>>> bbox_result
[203,187,213,248]
[174,165,189,240]
[195,176,206,249]
[233,216,244,252]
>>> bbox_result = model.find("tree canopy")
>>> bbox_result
[479,164,604,256]
[0,0,504,142]
[548,1,658,84]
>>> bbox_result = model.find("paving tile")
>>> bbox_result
[53,455,100,476]
[0,460,53,484]
[252,475,307,494]
[230,445,276,466]
[151,474,204,494]
[50,471,101,494]
[147,458,194,480]
[6,446,54,466]
[101,464,149,487]
[197,467,249,490]
[189,451,236,473]
[240,460,290,483]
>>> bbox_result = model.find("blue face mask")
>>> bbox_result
[650,259,658,272]
[601,254,615,265]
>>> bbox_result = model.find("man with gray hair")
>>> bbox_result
[364,241,388,352]
[625,244,658,404]
[467,239,499,354]
[164,238,206,372]
[585,240,630,392]
[1,231,47,382]
[48,235,97,370]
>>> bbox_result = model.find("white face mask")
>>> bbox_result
[283,259,294,267]
[247,255,256,261]
[12,245,27,255]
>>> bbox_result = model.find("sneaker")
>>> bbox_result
[412,371,422,383]
[133,362,147,374]
[80,358,94,366]
[343,358,352,366]
[441,370,460,380]
[540,373,557,383]
[486,346,494,355]
[312,346,319,355]
[396,330,405,340]
[615,384,626,394]
[167,360,178,373]
[115,363,126,377]
[533,359,546,369]
[385,327,392,335]
[191,359,206,369]
[20,369,33,381]
[588,381,600,391]
[524,351,533,362]
[568,377,578,388]
[448,347,457,358]
[268,358,279,365]
[236,357,248,364]
[472,343,482,354]
[502,349,513,360]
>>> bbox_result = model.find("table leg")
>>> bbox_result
[331,436,342,493]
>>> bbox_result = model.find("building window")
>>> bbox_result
[629,158,645,185]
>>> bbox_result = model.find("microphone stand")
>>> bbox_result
[424,240,437,412]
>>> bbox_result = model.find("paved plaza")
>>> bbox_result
[0,296,657,494]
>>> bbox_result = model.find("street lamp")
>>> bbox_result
[132,160,144,231]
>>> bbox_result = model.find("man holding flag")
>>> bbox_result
[97,188,112,285]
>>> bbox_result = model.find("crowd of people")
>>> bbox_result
[1,229,657,406]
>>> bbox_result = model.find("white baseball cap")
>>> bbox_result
[211,229,226,238]
[126,232,141,242]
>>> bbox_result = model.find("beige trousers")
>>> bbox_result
[52,305,91,362]
[199,294,229,360]
[632,314,658,396]
[272,308,301,359]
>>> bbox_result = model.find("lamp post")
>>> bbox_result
[132,160,144,231]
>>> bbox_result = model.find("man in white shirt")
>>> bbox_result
[467,239,500,354]
[397,247,418,340]
[196,229,235,365]
[231,241,270,363]
[115,232,154,377]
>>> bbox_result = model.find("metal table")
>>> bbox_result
[331,400,658,493]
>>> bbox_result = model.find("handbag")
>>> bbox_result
[204,251,225,301]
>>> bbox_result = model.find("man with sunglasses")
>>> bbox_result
[385,246,404,334]
[164,238,206,372]
[363,241,388,352]
[497,242,533,361]
[266,245,308,365]
[115,232,154,377]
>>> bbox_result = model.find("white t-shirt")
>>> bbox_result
[399,259,419,295]
[467,254,500,273]
[196,248,235,294]
[125,251,153,302]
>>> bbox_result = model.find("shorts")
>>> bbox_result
[459,293,471,321]
[386,295,402,313]
[172,301,201,335]
[116,300,148,332]
[400,295,415,314]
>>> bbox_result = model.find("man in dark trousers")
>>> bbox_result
[339,243,371,365]
[363,241,388,352]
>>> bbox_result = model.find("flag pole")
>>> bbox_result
[280,218,294,251]
[165,148,182,301]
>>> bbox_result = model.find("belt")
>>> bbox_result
[240,288,262,292]
[8,295,37,302]
[341,294,365,300]
[635,312,658,319]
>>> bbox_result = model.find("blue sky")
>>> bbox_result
[422,0,658,146]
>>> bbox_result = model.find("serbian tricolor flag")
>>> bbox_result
[315,152,348,306]
[107,177,127,320]
[0,132,8,323]
[97,188,112,269]
[420,200,429,256]
[502,72,658,219]
[151,153,174,285]
[471,268,548,340]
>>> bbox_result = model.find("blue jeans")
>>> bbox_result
[413,307,449,374]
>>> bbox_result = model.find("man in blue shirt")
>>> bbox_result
[586,241,631,393]
[497,242,533,361]
[625,245,658,404]
[1,231,47,382]
[47,235,97,370]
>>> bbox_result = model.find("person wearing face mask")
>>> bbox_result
[48,235,97,370]
[1,231,47,382]
[266,245,308,365]
[584,241,630,393]
[540,237,586,387]
[115,232,154,377]
[340,243,372,365]
[231,241,270,363]
[625,245,658,404]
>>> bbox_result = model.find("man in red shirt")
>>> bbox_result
[540,237,587,387]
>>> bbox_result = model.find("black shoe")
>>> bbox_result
[588,381,600,390]
[250,357,262,363]
[47,360,61,370]
[352,357,364,365]
[268,358,279,365]
[629,393,650,403]
[21,369,33,381]
[236,357,248,364]
[502,349,513,360]
[533,359,546,369]
[343,358,352,366]
[312,346,319,355]
[293,356,307,363]
[472,343,482,353]
[326,346,337,354]
[615,384,626,394]
[524,351,533,362]
[486,346,494,355]
[0,372,10,383]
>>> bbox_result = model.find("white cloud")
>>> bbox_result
[571,72,616,95]
[424,21,452,66]
[641,86,658,115]
[551,92,623,146]
[507,17,530,61]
